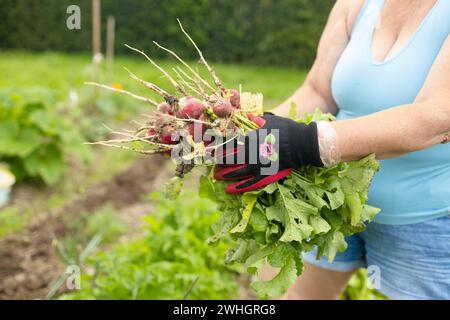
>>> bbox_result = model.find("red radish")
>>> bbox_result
[227,89,240,108]
[188,122,206,142]
[157,102,174,115]
[213,100,233,118]
[159,125,176,144]
[247,113,266,128]
[198,114,213,146]
[155,116,170,128]
[178,96,192,109]
[147,128,157,138]
[177,98,205,119]
[188,122,206,135]
[198,114,210,131]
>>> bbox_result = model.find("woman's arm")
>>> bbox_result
[331,36,450,161]
[273,0,366,117]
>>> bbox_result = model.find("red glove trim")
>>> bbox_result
[225,168,293,194]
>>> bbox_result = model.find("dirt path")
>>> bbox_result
[0,155,172,299]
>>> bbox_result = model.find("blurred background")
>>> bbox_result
[0,0,383,300]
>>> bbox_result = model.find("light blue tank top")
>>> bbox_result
[332,0,450,225]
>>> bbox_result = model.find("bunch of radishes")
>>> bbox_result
[86,20,262,179]
[148,89,241,145]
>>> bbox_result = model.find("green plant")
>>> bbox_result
[60,192,239,300]
[47,204,128,299]
[86,204,127,244]
[0,87,91,185]
[199,111,380,298]
[53,204,127,265]
[49,232,103,300]
[341,269,387,300]
[0,207,26,237]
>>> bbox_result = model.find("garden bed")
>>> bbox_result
[0,156,171,299]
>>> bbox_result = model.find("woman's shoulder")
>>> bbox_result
[336,0,368,36]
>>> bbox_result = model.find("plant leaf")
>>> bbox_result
[251,257,298,298]
[230,193,258,234]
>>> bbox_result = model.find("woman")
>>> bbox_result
[215,0,450,299]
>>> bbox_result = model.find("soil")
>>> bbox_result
[0,155,172,300]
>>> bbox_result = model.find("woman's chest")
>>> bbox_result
[331,0,449,116]
[371,0,439,63]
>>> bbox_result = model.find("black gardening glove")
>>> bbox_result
[214,113,323,194]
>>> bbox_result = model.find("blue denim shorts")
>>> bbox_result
[303,215,450,300]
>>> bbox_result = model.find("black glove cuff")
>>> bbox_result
[290,122,324,167]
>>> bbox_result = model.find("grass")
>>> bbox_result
[0,50,307,108]
[55,203,128,266]
[85,204,128,244]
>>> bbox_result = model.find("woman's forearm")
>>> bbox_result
[272,83,337,118]
[331,100,450,161]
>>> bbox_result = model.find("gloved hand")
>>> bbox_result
[214,113,324,194]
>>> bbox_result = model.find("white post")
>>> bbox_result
[106,16,116,75]
[92,0,102,98]
[92,0,101,57]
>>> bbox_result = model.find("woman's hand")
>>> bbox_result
[214,114,324,194]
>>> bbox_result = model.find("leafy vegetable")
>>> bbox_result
[60,192,239,300]
[200,110,380,298]
[0,87,91,184]
[341,269,387,300]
